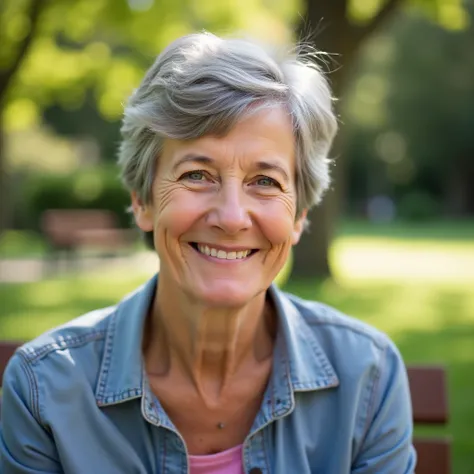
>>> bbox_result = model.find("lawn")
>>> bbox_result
[1,220,473,472]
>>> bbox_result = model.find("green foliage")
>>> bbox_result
[22,166,131,229]
[1,0,298,131]
[2,0,469,131]
[0,230,46,258]
[344,2,474,218]
[348,0,468,29]
[397,191,440,221]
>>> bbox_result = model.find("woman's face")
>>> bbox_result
[133,106,306,307]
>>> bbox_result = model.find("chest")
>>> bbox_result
[148,369,271,455]
[48,388,355,473]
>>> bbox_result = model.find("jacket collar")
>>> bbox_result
[95,274,339,407]
[268,284,339,392]
[95,275,157,406]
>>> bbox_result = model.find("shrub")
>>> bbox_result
[21,166,132,231]
[397,191,440,221]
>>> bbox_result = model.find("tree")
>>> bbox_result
[0,0,46,234]
[385,3,474,216]
[293,0,468,278]
[0,0,297,234]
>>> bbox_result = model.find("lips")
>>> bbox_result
[190,243,257,260]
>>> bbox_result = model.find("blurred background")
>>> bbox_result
[0,0,473,471]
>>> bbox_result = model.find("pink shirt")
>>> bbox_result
[189,445,244,474]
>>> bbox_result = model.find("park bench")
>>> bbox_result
[41,209,135,257]
[0,341,451,473]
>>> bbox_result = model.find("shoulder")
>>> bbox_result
[279,291,412,441]
[281,290,404,377]
[16,305,116,366]
[285,291,395,350]
[4,276,155,413]
[6,306,117,396]
[2,305,117,422]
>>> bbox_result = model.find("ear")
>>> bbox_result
[292,209,307,245]
[131,191,154,232]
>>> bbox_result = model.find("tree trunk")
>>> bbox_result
[292,2,352,279]
[291,0,400,279]
[0,0,47,235]
[0,112,7,236]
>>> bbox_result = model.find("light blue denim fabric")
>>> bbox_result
[0,274,416,473]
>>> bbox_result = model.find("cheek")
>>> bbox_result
[257,200,296,246]
[153,186,205,237]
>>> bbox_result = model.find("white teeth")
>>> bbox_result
[196,244,251,260]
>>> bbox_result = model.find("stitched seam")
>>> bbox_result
[301,322,337,380]
[286,296,390,351]
[162,430,167,474]
[307,320,390,351]
[263,430,271,473]
[360,344,386,447]
[96,315,117,399]
[21,331,106,363]
[16,353,42,425]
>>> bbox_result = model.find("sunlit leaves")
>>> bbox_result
[0,0,33,67]
[345,73,389,128]
[4,98,39,131]
[348,0,386,24]
[411,0,469,30]
[2,0,468,135]
[96,59,143,119]
[1,0,298,133]
[437,1,469,30]
[348,0,468,30]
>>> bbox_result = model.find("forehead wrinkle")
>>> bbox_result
[160,110,295,177]
[213,135,293,175]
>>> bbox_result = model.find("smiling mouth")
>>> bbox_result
[190,243,258,260]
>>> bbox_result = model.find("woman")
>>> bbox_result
[0,33,415,473]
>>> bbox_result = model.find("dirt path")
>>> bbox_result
[0,251,159,283]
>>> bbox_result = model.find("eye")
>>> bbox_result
[181,170,208,181]
[255,176,279,188]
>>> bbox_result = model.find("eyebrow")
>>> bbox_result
[172,153,290,182]
[254,160,290,182]
[172,154,214,172]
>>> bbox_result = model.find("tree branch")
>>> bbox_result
[0,0,47,100]
[354,0,401,44]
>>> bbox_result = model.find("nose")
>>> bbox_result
[207,180,252,235]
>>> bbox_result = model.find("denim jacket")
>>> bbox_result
[0,275,416,473]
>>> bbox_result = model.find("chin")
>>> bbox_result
[190,282,262,308]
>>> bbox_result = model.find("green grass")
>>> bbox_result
[0,230,47,258]
[339,218,474,241]
[1,220,473,472]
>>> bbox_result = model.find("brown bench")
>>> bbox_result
[0,341,451,472]
[41,209,135,254]
[407,365,451,474]
[0,341,21,415]
[40,209,136,272]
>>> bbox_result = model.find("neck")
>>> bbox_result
[144,275,276,403]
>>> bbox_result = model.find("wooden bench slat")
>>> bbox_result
[41,209,119,248]
[414,438,452,474]
[407,366,449,424]
[0,341,21,385]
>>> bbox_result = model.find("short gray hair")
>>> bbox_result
[118,32,337,227]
